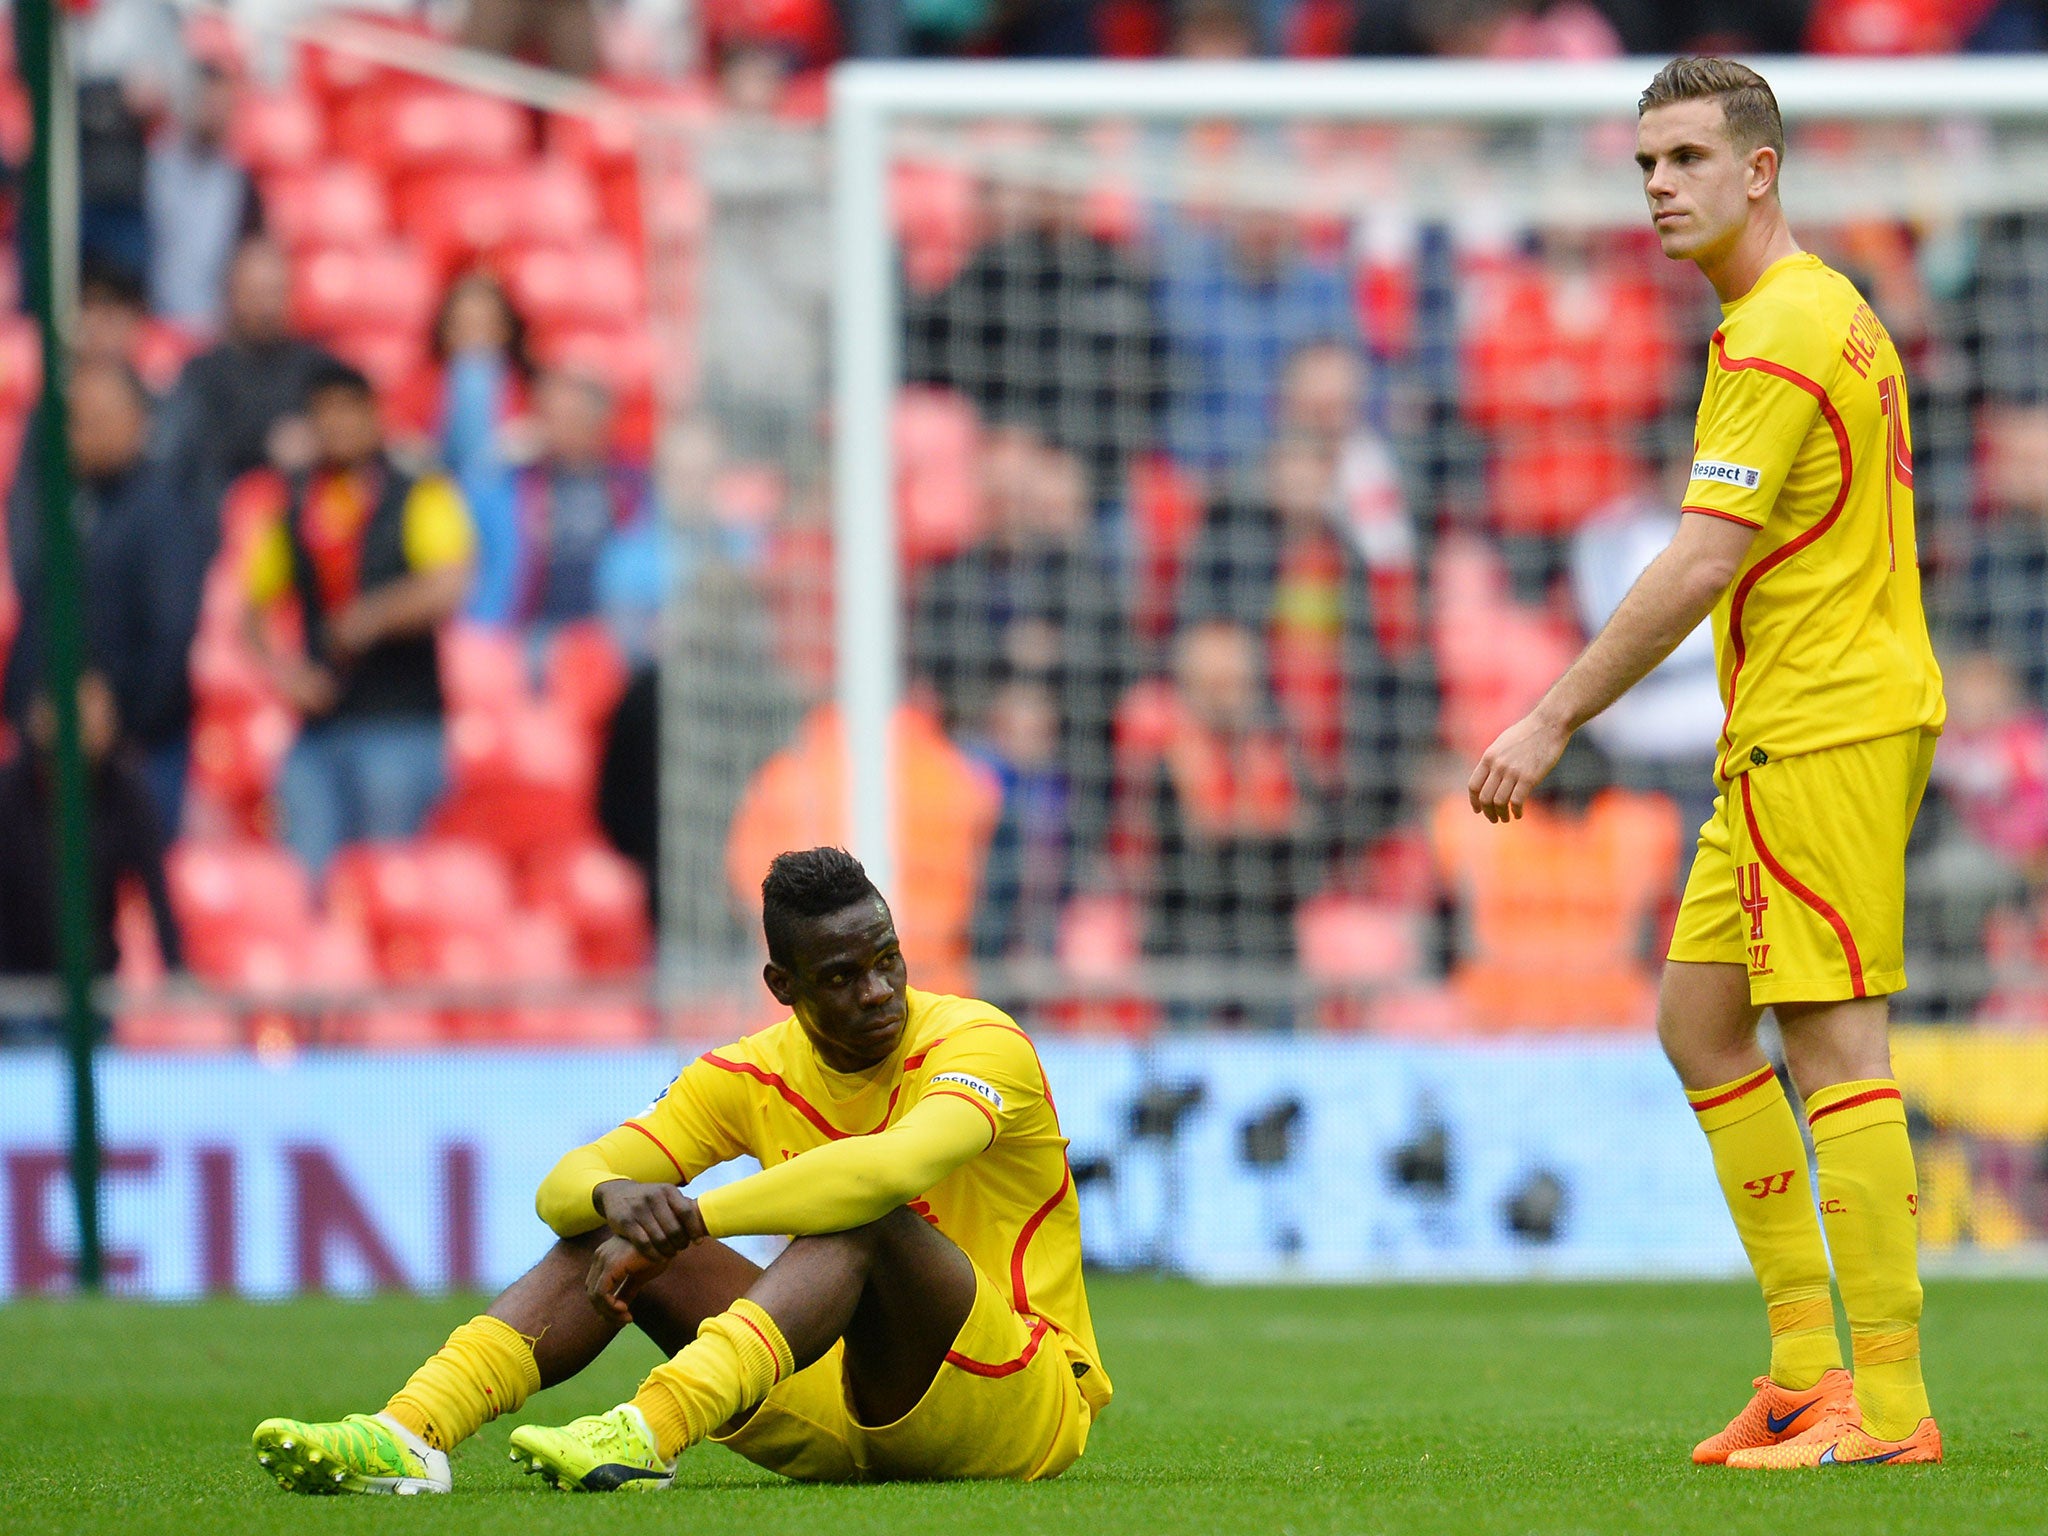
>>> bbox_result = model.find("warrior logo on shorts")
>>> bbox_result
[1736,861,1772,976]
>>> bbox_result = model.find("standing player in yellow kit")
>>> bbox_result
[1468,58,1945,1469]
[252,847,1107,1493]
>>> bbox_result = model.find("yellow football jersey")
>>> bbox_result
[625,988,1110,1414]
[1680,252,1945,782]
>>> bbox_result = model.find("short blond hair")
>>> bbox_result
[1638,57,1784,163]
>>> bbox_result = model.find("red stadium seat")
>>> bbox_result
[291,241,436,337]
[230,89,325,175]
[515,159,606,247]
[894,387,981,568]
[262,163,390,250]
[396,166,524,267]
[326,839,518,981]
[542,621,629,730]
[547,99,639,173]
[440,623,529,715]
[502,239,644,331]
[335,86,528,176]
[328,324,428,398]
[0,315,41,415]
[167,840,317,981]
[893,160,978,294]
[435,702,600,859]
[522,840,651,976]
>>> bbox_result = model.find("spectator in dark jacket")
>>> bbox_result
[240,361,476,876]
[5,358,212,833]
[1181,432,1433,865]
[909,429,1130,852]
[0,670,180,982]
[158,234,337,506]
[905,185,1165,499]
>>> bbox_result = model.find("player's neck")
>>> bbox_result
[1696,208,1801,307]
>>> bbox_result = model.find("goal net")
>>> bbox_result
[757,60,2048,1271]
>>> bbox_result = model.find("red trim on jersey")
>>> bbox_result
[699,1053,889,1141]
[1739,773,1867,997]
[699,1018,1035,1147]
[1708,332,1855,783]
[1680,504,1764,530]
[1807,1085,1903,1125]
[926,1087,1000,1141]
[1689,1064,1778,1114]
[946,1315,1053,1378]
[623,1120,687,1180]
[1009,1162,1072,1315]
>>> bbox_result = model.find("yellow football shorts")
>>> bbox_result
[710,1257,1092,1482]
[1668,729,1937,1006]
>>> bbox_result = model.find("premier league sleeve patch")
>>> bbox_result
[1690,458,1762,490]
[929,1072,1004,1111]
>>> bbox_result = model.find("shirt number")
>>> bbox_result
[1877,375,1914,574]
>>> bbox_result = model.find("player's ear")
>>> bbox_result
[1748,143,1779,202]
[763,961,796,1007]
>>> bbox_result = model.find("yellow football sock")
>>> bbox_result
[1807,1077,1930,1441]
[384,1315,541,1452]
[1687,1064,1842,1390]
[631,1299,794,1461]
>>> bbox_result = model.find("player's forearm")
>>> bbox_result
[1538,540,1733,734]
[696,1097,990,1239]
[535,1126,683,1237]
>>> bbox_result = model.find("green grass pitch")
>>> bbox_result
[4,1277,2043,1535]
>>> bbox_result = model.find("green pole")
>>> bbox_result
[15,0,101,1291]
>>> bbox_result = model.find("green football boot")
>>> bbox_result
[509,1404,675,1492]
[251,1411,451,1495]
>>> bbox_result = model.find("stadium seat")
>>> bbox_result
[230,89,325,175]
[541,621,629,730]
[893,160,978,293]
[291,241,436,337]
[1295,893,1423,985]
[440,624,528,715]
[0,315,42,415]
[1430,534,1581,756]
[522,839,651,976]
[894,387,981,568]
[434,703,600,864]
[1045,893,1159,1036]
[262,163,391,250]
[335,86,528,176]
[329,324,428,398]
[167,840,317,982]
[502,239,644,332]
[326,839,518,981]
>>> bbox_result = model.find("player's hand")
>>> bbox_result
[586,1234,668,1324]
[593,1179,706,1259]
[1469,706,1571,823]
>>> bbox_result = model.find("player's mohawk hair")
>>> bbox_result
[761,847,883,963]
[1639,57,1785,164]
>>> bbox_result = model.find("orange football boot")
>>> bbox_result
[1726,1408,1942,1469]
[1692,1369,1857,1465]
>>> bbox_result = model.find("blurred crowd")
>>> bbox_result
[5,2,2048,1044]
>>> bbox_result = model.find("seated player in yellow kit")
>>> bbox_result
[251,847,1108,1493]
[1469,60,1944,1468]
